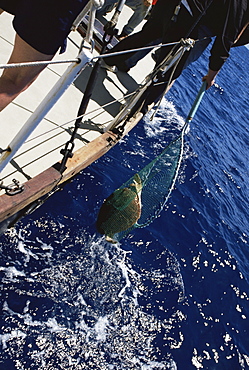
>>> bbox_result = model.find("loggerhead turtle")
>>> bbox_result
[96,174,142,243]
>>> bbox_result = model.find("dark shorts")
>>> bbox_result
[0,0,89,54]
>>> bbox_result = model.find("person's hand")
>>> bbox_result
[144,0,152,7]
[202,69,219,89]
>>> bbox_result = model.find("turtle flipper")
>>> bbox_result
[105,235,118,244]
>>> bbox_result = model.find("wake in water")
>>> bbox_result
[0,219,185,369]
[143,99,185,143]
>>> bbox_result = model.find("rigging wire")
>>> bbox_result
[0,41,183,70]
[0,1,202,173]
[12,75,182,147]
[0,33,199,172]
[0,59,81,70]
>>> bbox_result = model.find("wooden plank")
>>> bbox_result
[0,167,61,223]
[0,131,119,223]
[0,133,116,223]
[58,131,118,183]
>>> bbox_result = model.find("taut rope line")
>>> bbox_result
[0,40,192,70]
[0,59,81,70]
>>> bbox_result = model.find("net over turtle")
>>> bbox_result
[96,174,143,243]
[96,82,206,243]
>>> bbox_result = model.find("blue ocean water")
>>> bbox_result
[0,44,248,369]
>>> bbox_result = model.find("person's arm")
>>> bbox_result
[203,0,248,89]
[202,69,219,89]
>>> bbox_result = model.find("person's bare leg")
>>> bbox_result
[0,34,53,111]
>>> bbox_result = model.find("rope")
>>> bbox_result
[94,41,179,60]
[0,59,80,70]
[0,41,181,70]
[0,33,197,170]
[23,97,125,143]
[16,78,173,146]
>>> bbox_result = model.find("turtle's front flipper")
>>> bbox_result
[105,235,118,244]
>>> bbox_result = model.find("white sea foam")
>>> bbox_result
[0,266,25,280]
[46,318,67,333]
[0,330,26,349]
[0,233,184,369]
[17,240,39,263]
[144,99,185,139]
[94,316,109,341]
